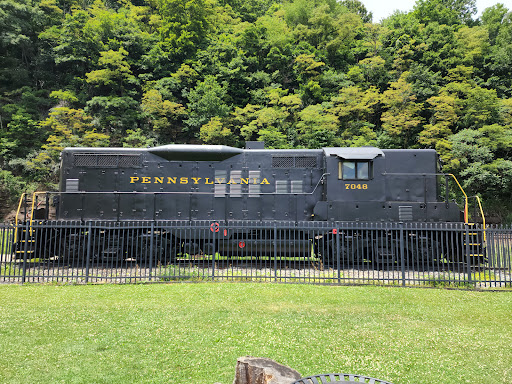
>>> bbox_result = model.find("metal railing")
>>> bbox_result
[1,220,510,288]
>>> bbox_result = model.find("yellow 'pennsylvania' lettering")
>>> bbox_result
[130,175,272,185]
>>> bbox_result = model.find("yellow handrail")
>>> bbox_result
[448,174,469,224]
[473,195,486,243]
[14,193,27,243]
[448,174,487,244]
[14,192,48,240]
[28,192,49,235]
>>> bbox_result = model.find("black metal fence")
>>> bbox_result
[1,220,511,288]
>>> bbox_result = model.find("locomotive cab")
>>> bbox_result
[313,147,384,221]
[314,147,462,222]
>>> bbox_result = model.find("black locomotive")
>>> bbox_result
[56,143,461,222]
[14,142,486,266]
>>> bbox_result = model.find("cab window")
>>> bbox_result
[339,161,371,180]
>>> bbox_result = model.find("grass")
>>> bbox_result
[0,284,511,384]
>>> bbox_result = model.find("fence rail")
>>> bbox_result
[1,220,510,288]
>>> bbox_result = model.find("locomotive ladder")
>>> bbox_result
[13,193,36,258]
[13,192,52,259]
[451,175,487,263]
[465,196,487,263]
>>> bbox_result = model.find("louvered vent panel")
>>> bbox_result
[276,180,288,194]
[399,206,413,221]
[249,170,261,197]
[230,170,242,197]
[65,179,79,192]
[214,170,227,197]
[291,180,303,193]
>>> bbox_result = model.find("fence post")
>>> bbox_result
[400,223,406,287]
[21,221,29,284]
[465,224,472,285]
[211,225,216,282]
[335,226,340,285]
[149,222,154,280]
[274,224,278,282]
[85,221,92,284]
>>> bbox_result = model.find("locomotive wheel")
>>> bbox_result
[315,237,333,269]
[137,236,172,265]
[58,234,85,266]
[411,239,442,270]
[202,242,216,256]
[183,242,201,257]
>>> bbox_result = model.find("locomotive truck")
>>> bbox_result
[13,142,486,267]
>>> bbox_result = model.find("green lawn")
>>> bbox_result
[0,284,511,384]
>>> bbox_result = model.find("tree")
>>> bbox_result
[0,0,43,92]
[38,8,101,90]
[419,92,458,150]
[141,89,186,142]
[86,48,137,96]
[200,117,235,145]
[481,4,512,97]
[2,111,44,160]
[330,85,380,147]
[446,126,512,216]
[296,104,337,148]
[185,76,230,138]
[150,0,212,64]
[84,96,141,141]
[340,0,372,23]
[27,107,109,182]
[122,128,157,148]
[380,73,424,148]
[413,0,477,26]
[442,78,501,130]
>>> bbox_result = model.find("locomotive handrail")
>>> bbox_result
[448,173,469,224]
[472,195,486,242]
[14,192,27,243]
[27,192,48,233]
[14,191,50,241]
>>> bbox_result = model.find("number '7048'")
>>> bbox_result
[345,184,368,190]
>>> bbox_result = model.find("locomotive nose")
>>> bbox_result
[148,144,243,161]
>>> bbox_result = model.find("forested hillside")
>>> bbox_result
[1,0,511,220]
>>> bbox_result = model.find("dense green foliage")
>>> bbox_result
[0,0,511,218]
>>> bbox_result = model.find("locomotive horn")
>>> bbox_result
[148,144,243,161]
